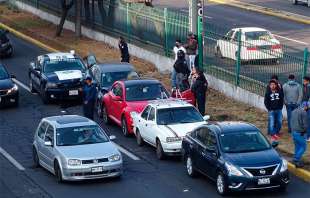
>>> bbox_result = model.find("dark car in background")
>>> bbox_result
[0,64,18,107]
[182,122,289,195]
[0,29,13,58]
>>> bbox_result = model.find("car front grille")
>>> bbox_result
[0,90,8,96]
[243,164,278,177]
[82,158,109,164]
[57,79,82,89]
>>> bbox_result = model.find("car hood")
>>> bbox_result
[223,149,281,167]
[45,70,83,82]
[0,78,14,90]
[56,141,120,159]
[158,122,206,137]
[126,101,149,113]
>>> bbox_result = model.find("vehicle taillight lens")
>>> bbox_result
[247,46,257,51]
[272,44,281,49]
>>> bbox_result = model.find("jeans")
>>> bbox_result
[83,100,95,120]
[307,110,310,139]
[171,69,176,88]
[292,131,307,162]
[268,110,283,135]
[286,104,298,133]
[188,55,196,71]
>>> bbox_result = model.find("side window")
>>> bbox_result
[148,108,155,121]
[44,124,54,143]
[190,130,197,139]
[112,84,123,97]
[233,31,240,41]
[141,105,151,120]
[196,128,208,145]
[37,122,48,139]
[206,131,217,151]
[226,30,234,40]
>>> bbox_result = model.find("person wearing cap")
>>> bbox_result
[283,74,302,133]
[302,76,310,141]
[290,101,309,168]
[82,76,97,120]
[118,36,130,63]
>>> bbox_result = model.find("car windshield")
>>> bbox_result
[220,131,271,153]
[157,107,204,125]
[245,31,273,41]
[43,58,86,73]
[101,71,138,87]
[126,83,169,101]
[56,125,109,146]
[0,66,9,80]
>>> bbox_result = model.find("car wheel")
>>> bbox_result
[54,161,63,183]
[216,172,229,196]
[13,95,19,107]
[279,185,287,193]
[6,45,13,57]
[40,86,49,104]
[102,104,111,125]
[136,129,144,146]
[156,140,165,160]
[215,46,223,58]
[29,78,36,93]
[97,100,103,118]
[186,155,196,177]
[32,147,40,168]
[122,116,129,137]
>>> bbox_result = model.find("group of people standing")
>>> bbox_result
[171,33,208,116]
[264,75,310,167]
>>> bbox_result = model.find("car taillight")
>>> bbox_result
[247,46,257,51]
[272,44,281,49]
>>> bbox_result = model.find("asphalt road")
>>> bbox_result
[1,32,310,198]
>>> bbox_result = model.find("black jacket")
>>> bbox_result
[302,84,310,102]
[119,41,129,58]
[264,88,284,111]
[191,74,208,96]
[174,59,190,76]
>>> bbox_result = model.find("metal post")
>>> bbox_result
[164,8,169,56]
[235,29,242,86]
[126,3,131,42]
[197,1,203,71]
[303,47,309,79]
[189,0,198,34]
[91,0,95,28]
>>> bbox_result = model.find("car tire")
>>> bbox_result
[32,147,40,168]
[40,86,49,104]
[156,139,165,160]
[185,155,196,177]
[279,185,287,193]
[29,78,36,93]
[216,172,229,196]
[7,45,13,57]
[13,96,19,107]
[215,46,223,58]
[122,116,129,137]
[54,161,63,183]
[97,100,103,118]
[136,129,144,146]
[102,104,111,125]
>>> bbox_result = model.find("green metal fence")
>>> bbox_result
[17,0,309,96]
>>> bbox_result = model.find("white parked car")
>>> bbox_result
[131,99,209,160]
[293,0,310,7]
[215,27,283,62]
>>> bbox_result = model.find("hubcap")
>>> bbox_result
[122,119,127,135]
[103,107,107,122]
[186,157,193,175]
[217,175,224,193]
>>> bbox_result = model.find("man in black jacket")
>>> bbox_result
[264,80,284,141]
[191,67,208,115]
[118,36,130,63]
[174,50,190,91]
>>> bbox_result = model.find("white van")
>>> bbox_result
[292,0,310,7]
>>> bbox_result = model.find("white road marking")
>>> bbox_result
[180,9,213,19]
[112,143,140,161]
[274,34,308,45]
[12,78,31,92]
[0,146,25,171]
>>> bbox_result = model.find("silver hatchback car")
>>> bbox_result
[32,115,123,182]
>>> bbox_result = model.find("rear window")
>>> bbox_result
[43,58,86,73]
[245,31,273,41]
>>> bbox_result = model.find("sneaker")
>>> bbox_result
[294,161,305,168]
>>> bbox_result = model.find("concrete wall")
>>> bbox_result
[14,0,287,118]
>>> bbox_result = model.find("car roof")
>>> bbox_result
[43,115,96,128]
[148,99,193,109]
[123,78,161,86]
[232,27,268,33]
[209,121,259,134]
[44,52,76,60]
[97,63,135,73]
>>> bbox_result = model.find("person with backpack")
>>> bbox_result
[191,67,208,115]
[173,50,190,92]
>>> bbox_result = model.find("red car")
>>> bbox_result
[99,79,195,136]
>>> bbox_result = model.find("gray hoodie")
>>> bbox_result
[282,80,302,105]
[291,107,308,133]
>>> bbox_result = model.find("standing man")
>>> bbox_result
[171,39,186,88]
[264,80,284,141]
[174,50,190,92]
[191,67,208,115]
[118,36,130,63]
[82,76,97,120]
[291,102,309,168]
[184,33,197,71]
[302,76,310,141]
[283,74,302,133]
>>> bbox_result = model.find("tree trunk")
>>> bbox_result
[75,0,82,37]
[55,0,74,37]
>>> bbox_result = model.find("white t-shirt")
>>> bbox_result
[173,46,186,61]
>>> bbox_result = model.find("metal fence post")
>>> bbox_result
[36,0,39,8]
[303,47,309,79]
[126,3,131,42]
[235,29,242,86]
[164,8,169,56]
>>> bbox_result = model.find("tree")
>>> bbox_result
[56,0,74,37]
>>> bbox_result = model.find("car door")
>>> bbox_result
[194,127,209,172]
[109,83,125,123]
[138,105,151,141]
[35,121,48,163]
[230,31,240,60]
[202,128,219,179]
[144,107,157,144]
[30,60,43,91]
[41,123,55,171]
[218,30,234,58]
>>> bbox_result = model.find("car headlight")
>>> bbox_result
[7,84,18,94]
[225,162,243,177]
[280,159,288,172]
[46,82,58,88]
[166,137,182,142]
[68,159,81,166]
[109,154,121,162]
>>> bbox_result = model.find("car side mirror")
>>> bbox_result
[44,141,53,147]
[203,115,210,121]
[10,74,16,79]
[109,135,116,141]
[112,95,122,101]
[271,141,278,148]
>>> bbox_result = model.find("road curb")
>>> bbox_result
[1,21,310,183]
[209,0,310,25]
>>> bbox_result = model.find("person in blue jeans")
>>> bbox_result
[291,102,309,168]
[264,80,284,141]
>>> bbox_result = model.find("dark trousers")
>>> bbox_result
[286,104,298,133]
[196,92,206,115]
[83,100,95,120]
[121,55,130,63]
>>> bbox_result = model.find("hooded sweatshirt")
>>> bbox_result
[264,86,284,111]
[291,107,308,133]
[283,80,302,105]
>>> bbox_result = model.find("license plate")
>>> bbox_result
[69,90,78,96]
[91,166,103,173]
[258,178,270,185]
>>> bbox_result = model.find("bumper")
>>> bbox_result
[227,170,289,191]
[0,91,18,106]
[241,50,283,61]
[162,141,182,155]
[46,88,82,100]
[62,161,123,181]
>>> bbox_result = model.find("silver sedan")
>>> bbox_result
[32,115,122,182]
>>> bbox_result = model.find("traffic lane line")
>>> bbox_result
[13,77,141,161]
[0,146,26,171]
[273,34,309,46]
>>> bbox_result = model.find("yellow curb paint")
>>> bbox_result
[288,162,310,183]
[0,22,57,52]
[209,0,310,25]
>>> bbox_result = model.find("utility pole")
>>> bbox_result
[197,0,204,70]
[189,0,198,34]
[75,0,82,38]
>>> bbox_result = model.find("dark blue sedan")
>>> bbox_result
[182,122,289,195]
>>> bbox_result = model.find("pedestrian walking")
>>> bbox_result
[191,67,208,115]
[302,76,310,141]
[82,76,97,120]
[264,79,284,141]
[291,101,309,168]
[171,39,186,87]
[283,74,302,133]
[173,50,190,92]
[184,33,197,71]
[118,36,130,63]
